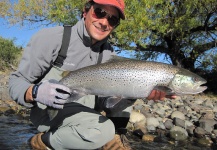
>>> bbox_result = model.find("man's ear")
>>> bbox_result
[83,10,87,18]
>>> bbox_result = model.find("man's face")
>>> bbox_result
[83,4,120,44]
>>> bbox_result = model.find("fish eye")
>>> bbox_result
[192,77,198,82]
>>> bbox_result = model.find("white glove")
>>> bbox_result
[32,79,71,109]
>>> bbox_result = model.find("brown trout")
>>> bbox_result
[61,58,207,99]
[48,57,207,120]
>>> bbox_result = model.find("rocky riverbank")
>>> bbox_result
[127,94,217,148]
[1,95,217,149]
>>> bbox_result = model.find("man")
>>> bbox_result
[9,0,174,149]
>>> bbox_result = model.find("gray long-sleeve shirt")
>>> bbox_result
[8,18,115,107]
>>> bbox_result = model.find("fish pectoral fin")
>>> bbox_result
[154,86,175,96]
[104,97,123,108]
[47,107,59,121]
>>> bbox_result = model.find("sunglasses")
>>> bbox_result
[92,7,120,27]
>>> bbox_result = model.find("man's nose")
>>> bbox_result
[99,18,109,29]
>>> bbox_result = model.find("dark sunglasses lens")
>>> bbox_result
[108,16,119,27]
[94,8,106,18]
[94,8,120,27]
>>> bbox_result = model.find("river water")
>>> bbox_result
[0,115,37,150]
[0,114,216,150]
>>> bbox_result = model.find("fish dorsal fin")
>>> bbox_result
[106,55,133,63]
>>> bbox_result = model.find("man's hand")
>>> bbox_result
[26,79,71,109]
[147,90,176,101]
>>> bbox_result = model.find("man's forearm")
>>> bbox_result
[25,85,34,103]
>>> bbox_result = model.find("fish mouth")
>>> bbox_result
[189,81,207,94]
[196,85,207,93]
[173,81,207,95]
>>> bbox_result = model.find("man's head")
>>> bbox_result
[83,0,125,44]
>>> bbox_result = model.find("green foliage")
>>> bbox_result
[1,0,216,71]
[0,37,22,70]
[117,0,217,70]
[0,0,10,18]
[1,0,85,26]
[48,1,86,25]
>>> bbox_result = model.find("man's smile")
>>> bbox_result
[93,23,109,32]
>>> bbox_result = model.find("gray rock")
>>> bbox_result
[141,111,154,118]
[203,100,214,108]
[156,103,163,108]
[194,127,207,138]
[170,126,188,141]
[194,98,205,105]
[155,108,165,117]
[164,119,174,130]
[202,111,215,120]
[156,117,163,122]
[213,106,217,112]
[174,118,185,128]
[147,125,156,132]
[161,105,171,111]
[185,120,194,128]
[186,125,195,135]
[158,122,166,130]
[146,117,160,127]
[199,118,216,133]
[165,110,172,118]
[129,111,146,124]
[184,106,192,113]
[147,100,155,106]
[213,129,217,135]
[196,137,213,147]
[177,106,188,115]
[171,111,185,120]
[133,104,143,111]
[173,100,184,108]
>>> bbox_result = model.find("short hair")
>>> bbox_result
[81,0,95,18]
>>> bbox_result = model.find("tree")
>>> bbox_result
[117,0,217,71]
[1,0,217,71]
[0,0,85,26]
[0,37,22,71]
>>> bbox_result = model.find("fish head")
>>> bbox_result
[169,68,207,95]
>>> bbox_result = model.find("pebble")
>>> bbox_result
[173,118,185,128]
[146,117,160,127]
[194,127,207,138]
[170,126,188,141]
[171,111,185,120]
[186,125,195,135]
[196,137,213,147]
[164,119,174,130]
[142,134,155,142]
[204,100,214,108]
[199,118,216,133]
[129,110,146,123]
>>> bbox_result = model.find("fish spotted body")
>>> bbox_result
[60,58,207,100]
[48,57,207,120]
